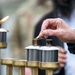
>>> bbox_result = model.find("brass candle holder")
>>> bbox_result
[0,36,60,75]
[39,46,60,75]
[1,58,14,75]
[25,39,40,75]
[13,60,27,75]
[25,38,60,75]
[38,38,59,75]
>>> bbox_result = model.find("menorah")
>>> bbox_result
[0,16,60,75]
[0,37,60,75]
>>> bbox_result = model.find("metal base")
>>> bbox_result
[1,58,14,65]
[13,60,27,67]
[40,62,59,75]
[0,42,7,48]
[1,59,59,75]
[40,62,59,70]
[27,61,39,68]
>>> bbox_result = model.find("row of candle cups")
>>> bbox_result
[0,38,60,75]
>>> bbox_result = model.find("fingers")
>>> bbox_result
[41,19,57,32]
[58,47,67,54]
[37,29,57,38]
[37,18,60,38]
[41,19,49,32]
[58,47,67,68]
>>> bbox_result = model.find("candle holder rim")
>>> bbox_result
[25,45,39,50]
[0,28,9,32]
[39,46,60,51]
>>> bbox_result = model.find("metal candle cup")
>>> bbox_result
[39,46,59,62]
[25,46,39,61]
[25,46,39,75]
[0,28,8,48]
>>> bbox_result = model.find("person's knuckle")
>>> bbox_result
[63,59,66,63]
[58,57,66,63]
[60,64,64,68]
[57,18,60,20]
[58,54,63,58]
[57,18,63,23]
[58,58,61,62]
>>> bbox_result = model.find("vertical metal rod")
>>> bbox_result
[0,49,1,75]
[32,68,38,75]
[46,69,53,75]
[19,67,25,75]
[6,65,13,75]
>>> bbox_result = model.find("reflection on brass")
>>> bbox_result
[33,39,38,46]
[40,62,59,70]
[13,60,27,75]
[0,42,7,48]
[13,60,27,67]
[1,58,14,65]
[27,61,39,68]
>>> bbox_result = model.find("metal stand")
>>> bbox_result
[27,61,39,75]
[0,59,59,75]
[0,38,60,75]
[40,62,59,75]
[0,43,7,75]
[1,58,14,75]
[0,49,1,75]
[13,60,27,75]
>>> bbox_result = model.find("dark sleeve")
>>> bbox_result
[34,12,64,75]
[54,68,65,75]
[67,43,75,54]
[38,67,65,75]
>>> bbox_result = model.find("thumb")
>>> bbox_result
[38,29,57,38]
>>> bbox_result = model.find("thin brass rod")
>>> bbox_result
[0,49,1,75]
[19,67,25,75]
[32,68,38,75]
[46,69,53,75]
[6,65,13,75]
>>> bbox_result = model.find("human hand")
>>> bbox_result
[37,18,75,43]
[25,68,32,75]
[58,47,67,68]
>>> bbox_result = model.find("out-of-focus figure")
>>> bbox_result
[10,0,53,59]
[10,0,53,75]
